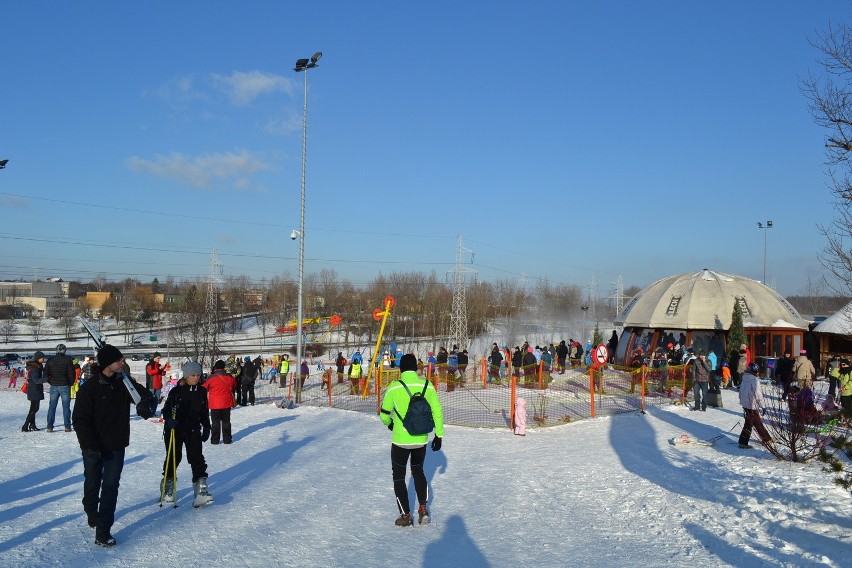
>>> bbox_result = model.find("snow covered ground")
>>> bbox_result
[0,383,849,567]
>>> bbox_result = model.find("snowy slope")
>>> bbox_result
[0,387,849,567]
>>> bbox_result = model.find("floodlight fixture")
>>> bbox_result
[0,159,8,169]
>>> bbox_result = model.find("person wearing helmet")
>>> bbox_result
[45,343,75,432]
[737,362,772,449]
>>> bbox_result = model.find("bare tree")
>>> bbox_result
[1,320,16,343]
[801,23,852,294]
[27,311,42,341]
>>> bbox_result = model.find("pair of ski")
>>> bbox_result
[672,433,725,446]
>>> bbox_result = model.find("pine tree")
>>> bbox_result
[592,324,603,348]
[727,302,746,365]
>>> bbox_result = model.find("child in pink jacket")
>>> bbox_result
[514,397,527,436]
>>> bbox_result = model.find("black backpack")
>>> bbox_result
[394,379,435,435]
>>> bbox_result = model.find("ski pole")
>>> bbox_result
[169,428,177,508]
[160,427,175,507]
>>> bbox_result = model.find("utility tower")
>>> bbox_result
[612,275,624,317]
[448,235,476,350]
[589,277,598,322]
[202,249,224,367]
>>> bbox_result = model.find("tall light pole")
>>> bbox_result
[292,51,322,388]
[580,305,589,343]
[757,220,773,284]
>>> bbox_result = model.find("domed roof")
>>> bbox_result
[616,269,808,330]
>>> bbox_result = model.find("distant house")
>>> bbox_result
[812,302,852,363]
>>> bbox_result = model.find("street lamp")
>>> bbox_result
[292,51,322,391]
[756,220,773,284]
[580,305,589,343]
[0,159,9,169]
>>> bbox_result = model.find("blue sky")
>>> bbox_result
[0,1,848,298]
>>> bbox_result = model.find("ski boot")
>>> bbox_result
[417,504,430,525]
[193,477,213,508]
[162,478,175,504]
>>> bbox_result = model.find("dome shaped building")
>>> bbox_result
[613,269,808,367]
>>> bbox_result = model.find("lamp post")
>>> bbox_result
[756,220,773,284]
[292,51,322,387]
[580,305,589,343]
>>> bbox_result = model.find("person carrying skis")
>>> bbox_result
[379,353,444,527]
[161,361,212,508]
[73,344,156,547]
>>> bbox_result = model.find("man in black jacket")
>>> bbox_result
[45,343,75,432]
[239,356,259,406]
[72,344,155,547]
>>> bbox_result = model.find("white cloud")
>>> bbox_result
[212,70,294,106]
[145,75,207,104]
[125,150,270,190]
[263,110,302,135]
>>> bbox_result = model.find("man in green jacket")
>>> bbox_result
[380,353,444,526]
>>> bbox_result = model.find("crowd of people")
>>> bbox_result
[8,335,852,545]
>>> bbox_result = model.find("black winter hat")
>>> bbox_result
[33,351,46,360]
[97,344,123,368]
[213,360,226,370]
[399,353,417,372]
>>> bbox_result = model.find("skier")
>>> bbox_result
[379,354,444,526]
[161,361,212,508]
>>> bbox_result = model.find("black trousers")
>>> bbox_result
[24,400,40,428]
[82,448,125,535]
[239,381,255,405]
[210,409,232,444]
[391,444,428,515]
[163,429,207,483]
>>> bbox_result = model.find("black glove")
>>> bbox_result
[201,425,210,442]
[431,437,442,452]
[136,399,155,420]
[165,417,179,430]
[82,448,100,460]
[387,421,394,431]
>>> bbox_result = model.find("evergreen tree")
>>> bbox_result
[727,302,746,364]
[592,323,604,348]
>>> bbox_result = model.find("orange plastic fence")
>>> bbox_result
[253,361,694,429]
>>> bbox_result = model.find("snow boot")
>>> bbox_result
[193,477,213,508]
[417,504,430,525]
[395,513,413,527]
[95,532,116,547]
[162,478,175,504]
[739,443,754,449]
